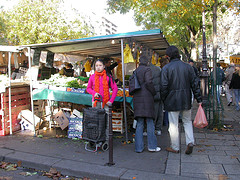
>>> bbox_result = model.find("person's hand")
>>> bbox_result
[106,101,112,106]
[94,93,100,98]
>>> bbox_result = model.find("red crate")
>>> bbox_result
[0,85,30,136]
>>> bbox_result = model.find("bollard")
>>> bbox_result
[106,105,115,166]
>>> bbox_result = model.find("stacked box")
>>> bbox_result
[0,85,30,136]
[112,112,124,134]
[68,117,83,139]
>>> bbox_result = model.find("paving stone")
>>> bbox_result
[205,134,235,140]
[208,174,238,180]
[225,150,240,156]
[194,144,216,151]
[181,172,209,179]
[0,148,14,161]
[194,149,226,156]
[181,163,225,175]
[4,151,61,171]
[209,155,240,164]
[168,152,180,160]
[234,135,240,141]
[196,139,235,146]
[165,159,180,175]
[53,159,126,180]
[215,145,240,151]
[194,133,206,139]
[223,164,240,175]
[181,154,210,163]
[234,141,240,146]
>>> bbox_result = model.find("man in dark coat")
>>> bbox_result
[160,46,202,155]
[149,62,163,135]
[133,54,160,153]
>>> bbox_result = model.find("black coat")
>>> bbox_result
[160,58,202,111]
[149,63,161,101]
[133,64,156,119]
[229,72,240,89]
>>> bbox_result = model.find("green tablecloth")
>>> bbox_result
[32,88,133,107]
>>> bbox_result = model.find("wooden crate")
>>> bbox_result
[112,111,124,134]
[0,85,31,136]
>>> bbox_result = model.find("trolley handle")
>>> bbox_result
[94,94,103,102]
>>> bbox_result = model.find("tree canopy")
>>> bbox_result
[107,0,239,60]
[0,0,93,45]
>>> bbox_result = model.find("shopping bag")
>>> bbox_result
[129,70,141,95]
[193,104,208,128]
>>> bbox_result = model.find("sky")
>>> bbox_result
[66,0,143,33]
[1,0,143,33]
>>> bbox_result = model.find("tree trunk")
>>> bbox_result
[190,31,198,61]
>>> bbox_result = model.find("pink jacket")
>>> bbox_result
[87,74,118,103]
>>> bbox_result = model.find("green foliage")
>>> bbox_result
[107,0,237,59]
[0,0,93,45]
[65,79,86,89]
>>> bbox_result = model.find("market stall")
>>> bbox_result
[21,29,169,140]
[0,46,33,136]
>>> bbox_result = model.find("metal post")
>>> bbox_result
[121,39,128,142]
[27,47,36,136]
[200,0,209,107]
[8,52,12,135]
[106,105,114,166]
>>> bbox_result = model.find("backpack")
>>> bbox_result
[129,70,141,95]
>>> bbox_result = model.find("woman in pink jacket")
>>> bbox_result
[87,59,118,140]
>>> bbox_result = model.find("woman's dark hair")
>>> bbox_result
[166,46,181,60]
[95,59,105,65]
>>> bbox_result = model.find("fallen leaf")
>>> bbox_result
[0,176,13,180]
[198,149,206,152]
[231,156,238,159]
[133,177,136,179]
[205,145,212,147]
[17,161,22,167]
[49,168,58,175]
[218,174,229,180]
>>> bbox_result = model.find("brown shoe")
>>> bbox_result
[166,147,179,153]
[185,143,194,155]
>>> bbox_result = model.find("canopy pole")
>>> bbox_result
[8,52,12,135]
[121,39,128,142]
[27,47,36,136]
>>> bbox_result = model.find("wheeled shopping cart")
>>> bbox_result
[82,96,109,152]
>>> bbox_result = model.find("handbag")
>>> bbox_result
[193,104,208,128]
[129,70,141,95]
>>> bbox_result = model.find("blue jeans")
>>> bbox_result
[234,89,240,111]
[135,117,157,152]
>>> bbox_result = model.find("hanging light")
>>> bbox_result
[111,40,115,44]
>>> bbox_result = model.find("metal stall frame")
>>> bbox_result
[21,29,169,141]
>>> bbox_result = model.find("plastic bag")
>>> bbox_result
[123,44,134,63]
[84,60,91,72]
[193,104,208,128]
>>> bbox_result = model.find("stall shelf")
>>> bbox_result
[0,83,30,136]
[32,88,133,108]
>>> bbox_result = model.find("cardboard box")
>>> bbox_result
[54,110,69,130]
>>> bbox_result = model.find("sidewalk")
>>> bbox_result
[0,97,240,180]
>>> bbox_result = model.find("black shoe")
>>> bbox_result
[227,101,232,106]
[185,143,194,155]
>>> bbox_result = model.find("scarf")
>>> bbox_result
[94,69,109,108]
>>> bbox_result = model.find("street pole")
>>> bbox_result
[200,0,209,107]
